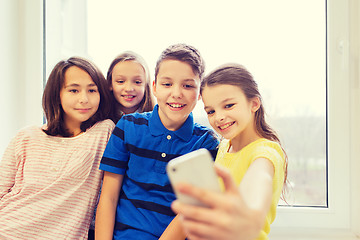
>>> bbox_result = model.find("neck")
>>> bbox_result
[228,128,261,153]
[71,129,83,137]
[120,105,139,115]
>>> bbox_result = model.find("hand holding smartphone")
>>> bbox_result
[166,148,221,207]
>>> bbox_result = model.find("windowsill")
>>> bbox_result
[269,227,360,240]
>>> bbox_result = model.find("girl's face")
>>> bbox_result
[202,84,260,142]
[111,60,146,114]
[60,66,100,136]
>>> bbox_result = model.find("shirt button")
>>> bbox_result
[167,135,171,140]
[51,167,57,172]
[161,153,166,158]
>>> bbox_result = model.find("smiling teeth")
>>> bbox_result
[219,122,233,130]
[123,95,135,99]
[169,104,184,108]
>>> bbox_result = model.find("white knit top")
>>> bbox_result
[0,119,115,240]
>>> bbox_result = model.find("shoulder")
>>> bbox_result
[15,125,44,140]
[118,112,151,127]
[5,125,46,151]
[94,119,115,129]
[193,123,218,139]
[248,139,285,167]
[88,119,115,134]
[252,139,283,155]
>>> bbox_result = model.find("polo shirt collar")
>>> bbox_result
[149,104,194,141]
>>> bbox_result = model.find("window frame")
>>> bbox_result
[270,0,360,238]
[42,0,360,239]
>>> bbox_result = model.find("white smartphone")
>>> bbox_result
[166,148,221,207]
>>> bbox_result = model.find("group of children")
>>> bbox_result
[0,43,287,240]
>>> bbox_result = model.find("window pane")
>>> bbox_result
[48,0,327,207]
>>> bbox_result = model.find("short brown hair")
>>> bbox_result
[154,43,205,82]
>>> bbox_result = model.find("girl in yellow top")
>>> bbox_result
[171,63,288,240]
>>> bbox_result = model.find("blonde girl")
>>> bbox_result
[88,51,155,239]
[106,51,155,123]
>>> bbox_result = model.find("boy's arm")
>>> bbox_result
[159,214,186,240]
[95,171,124,240]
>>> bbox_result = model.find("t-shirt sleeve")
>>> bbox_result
[0,132,22,199]
[99,118,129,175]
[199,130,220,160]
[251,143,285,184]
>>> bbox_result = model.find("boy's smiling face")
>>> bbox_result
[153,59,201,131]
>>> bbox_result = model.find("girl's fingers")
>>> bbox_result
[171,200,218,224]
[174,182,226,209]
[173,164,243,210]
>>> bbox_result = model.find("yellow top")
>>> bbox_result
[215,138,285,240]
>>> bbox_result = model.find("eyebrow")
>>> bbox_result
[64,83,97,88]
[114,74,143,78]
[204,97,235,110]
[183,79,197,82]
[158,77,197,82]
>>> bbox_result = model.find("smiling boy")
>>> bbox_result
[95,44,219,240]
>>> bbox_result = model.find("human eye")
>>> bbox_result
[115,79,125,84]
[184,84,195,89]
[206,109,215,115]
[89,88,98,93]
[134,79,143,85]
[162,82,172,87]
[69,89,78,93]
[225,103,235,109]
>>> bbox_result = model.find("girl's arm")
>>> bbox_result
[239,158,274,222]
[171,161,274,240]
[0,137,18,200]
[95,171,123,240]
[159,214,186,240]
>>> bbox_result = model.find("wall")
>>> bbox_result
[0,0,43,157]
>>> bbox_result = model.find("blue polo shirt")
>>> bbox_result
[100,105,219,240]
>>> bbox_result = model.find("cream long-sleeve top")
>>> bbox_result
[0,119,115,240]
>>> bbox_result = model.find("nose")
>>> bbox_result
[171,85,183,99]
[215,111,225,123]
[124,81,134,92]
[79,91,89,103]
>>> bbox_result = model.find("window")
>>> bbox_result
[44,0,360,238]
[48,0,327,207]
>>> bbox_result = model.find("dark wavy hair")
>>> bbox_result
[106,51,154,123]
[42,57,111,137]
[154,43,205,82]
[200,63,288,190]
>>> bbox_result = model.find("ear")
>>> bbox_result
[152,80,157,97]
[251,97,261,113]
[197,92,201,101]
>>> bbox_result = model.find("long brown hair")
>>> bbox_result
[200,63,288,189]
[106,51,154,123]
[42,57,111,137]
